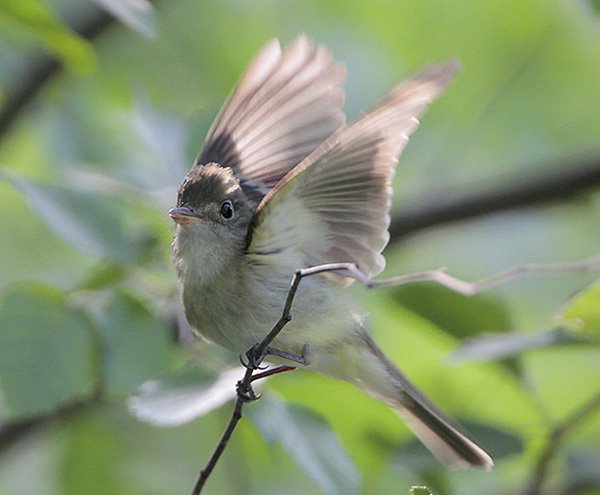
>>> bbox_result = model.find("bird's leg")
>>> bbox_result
[244,343,311,369]
[265,343,312,366]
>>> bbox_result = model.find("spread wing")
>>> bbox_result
[246,61,459,285]
[196,35,346,200]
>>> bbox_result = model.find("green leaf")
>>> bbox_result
[391,284,512,339]
[91,0,156,38]
[0,0,95,73]
[560,279,600,332]
[1,170,135,264]
[75,262,127,291]
[0,283,95,418]
[249,394,361,495]
[448,328,596,363]
[95,292,172,396]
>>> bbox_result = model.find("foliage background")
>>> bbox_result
[1,1,600,494]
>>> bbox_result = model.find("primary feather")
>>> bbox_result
[247,60,460,285]
[198,35,346,202]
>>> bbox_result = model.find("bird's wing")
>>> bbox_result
[246,61,459,285]
[196,35,346,201]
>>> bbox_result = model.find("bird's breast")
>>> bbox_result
[180,260,348,356]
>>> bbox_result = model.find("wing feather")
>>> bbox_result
[197,35,346,195]
[247,61,460,285]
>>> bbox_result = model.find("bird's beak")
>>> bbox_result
[168,206,206,225]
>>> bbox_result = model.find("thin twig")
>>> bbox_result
[524,391,600,495]
[191,264,354,494]
[369,254,600,294]
[191,367,252,495]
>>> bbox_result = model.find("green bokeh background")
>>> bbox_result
[1,1,599,494]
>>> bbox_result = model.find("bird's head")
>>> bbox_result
[169,163,253,247]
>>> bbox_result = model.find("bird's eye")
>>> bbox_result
[220,200,234,220]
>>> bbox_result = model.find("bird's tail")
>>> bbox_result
[318,329,494,469]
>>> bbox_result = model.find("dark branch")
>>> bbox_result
[0,398,94,457]
[389,151,600,244]
[191,376,247,495]
[0,8,114,137]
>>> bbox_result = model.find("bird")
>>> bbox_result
[169,34,494,470]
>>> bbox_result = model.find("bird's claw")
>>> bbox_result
[236,380,261,402]
[243,344,267,370]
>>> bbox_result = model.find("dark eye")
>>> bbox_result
[220,200,234,219]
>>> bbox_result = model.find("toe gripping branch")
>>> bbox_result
[236,343,311,402]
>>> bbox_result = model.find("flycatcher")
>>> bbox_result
[169,35,493,469]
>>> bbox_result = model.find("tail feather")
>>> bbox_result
[322,329,494,469]
[398,395,494,469]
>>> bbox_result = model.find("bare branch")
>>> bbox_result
[389,151,600,244]
[370,254,600,295]
[190,372,248,495]
[0,397,95,456]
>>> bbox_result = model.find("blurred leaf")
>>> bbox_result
[0,170,136,263]
[94,291,172,395]
[249,394,361,495]
[0,0,95,73]
[0,283,95,418]
[391,284,512,339]
[448,328,597,363]
[91,0,156,38]
[128,366,241,426]
[75,262,127,291]
[560,279,600,332]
